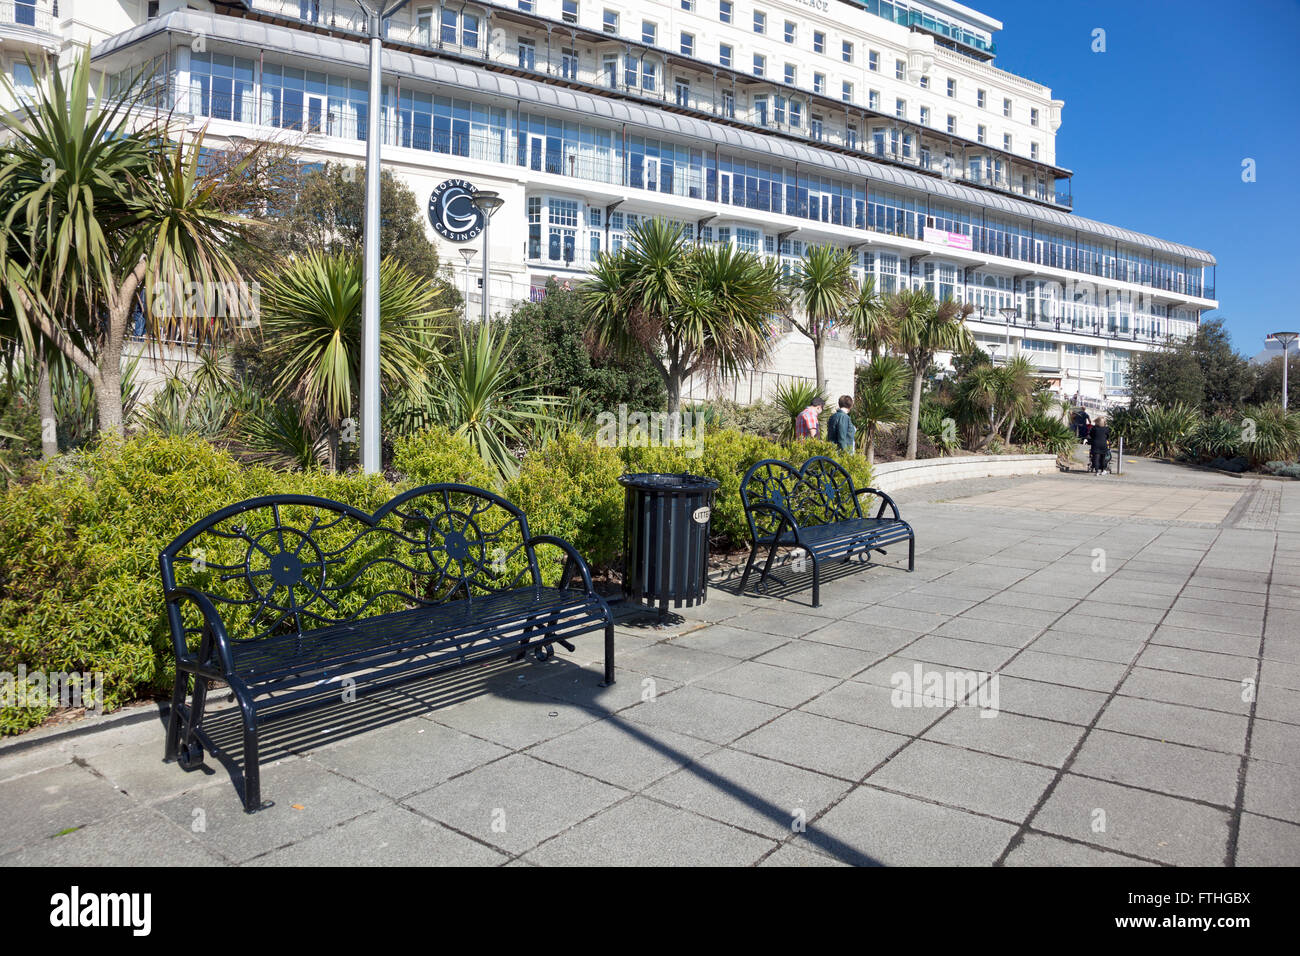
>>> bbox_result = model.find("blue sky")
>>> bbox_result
[985,0,1300,355]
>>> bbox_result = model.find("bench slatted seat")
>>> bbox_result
[738,456,915,606]
[160,484,613,812]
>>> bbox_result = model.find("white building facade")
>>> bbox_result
[4,0,1218,407]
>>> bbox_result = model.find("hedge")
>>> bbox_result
[0,427,870,732]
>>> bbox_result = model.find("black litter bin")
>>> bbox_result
[619,472,719,621]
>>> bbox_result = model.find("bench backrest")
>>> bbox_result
[160,484,540,644]
[740,456,863,541]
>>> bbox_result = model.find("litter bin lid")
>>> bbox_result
[618,472,720,492]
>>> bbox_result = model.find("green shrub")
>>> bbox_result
[1132,402,1200,458]
[1237,406,1300,466]
[0,434,394,733]
[1184,416,1242,462]
[1013,413,1075,457]
[391,425,500,488]
[505,431,625,580]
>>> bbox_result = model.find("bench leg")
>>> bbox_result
[174,673,209,772]
[230,681,266,813]
[757,542,781,591]
[164,669,187,762]
[737,542,760,596]
[600,621,615,687]
[908,534,915,572]
[810,551,821,608]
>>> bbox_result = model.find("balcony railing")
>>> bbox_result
[0,0,54,33]
[970,310,1192,346]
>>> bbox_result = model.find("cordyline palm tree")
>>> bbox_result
[425,322,570,479]
[582,218,785,427]
[0,49,252,435]
[889,288,975,459]
[847,274,891,361]
[257,251,444,471]
[957,355,1037,451]
[789,244,856,400]
[854,354,910,465]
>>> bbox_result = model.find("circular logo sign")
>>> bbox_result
[692,506,711,525]
[428,179,484,243]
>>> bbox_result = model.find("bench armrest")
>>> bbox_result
[164,587,236,675]
[855,487,902,520]
[746,501,800,542]
[527,535,598,593]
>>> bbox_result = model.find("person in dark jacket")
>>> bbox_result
[1087,416,1111,473]
[1070,406,1090,441]
[826,395,857,453]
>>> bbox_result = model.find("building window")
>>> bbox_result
[681,0,693,10]
[561,48,578,79]
[946,113,956,134]
[947,77,956,97]
[562,0,578,23]
[518,38,536,70]
[868,49,878,72]
[753,53,766,76]
[415,6,433,44]
[842,40,853,63]
[642,59,657,91]
[789,99,802,127]
[548,197,579,264]
[754,95,768,126]
[643,20,656,45]
[1003,133,1012,150]
[1003,97,1012,117]
[842,80,853,102]
[602,53,618,86]
[784,20,796,43]
[1030,142,1039,160]
[603,9,618,33]
[919,105,930,125]
[895,97,905,119]
[868,89,879,110]
[719,42,732,67]
[722,89,734,117]
[977,88,986,108]
[518,0,533,11]
[847,124,858,149]
[299,0,320,20]
[527,197,542,259]
[719,0,732,24]
[895,59,905,80]
[462,13,479,46]
[773,94,786,124]
[681,32,694,55]
[813,30,825,54]
[919,75,929,89]
[624,53,639,87]
[977,124,986,143]
[754,11,766,33]
[675,77,690,106]
[813,72,825,95]
[810,114,823,141]
[784,63,796,84]
[1030,107,1039,126]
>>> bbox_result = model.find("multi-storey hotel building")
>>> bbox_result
[2,0,1218,405]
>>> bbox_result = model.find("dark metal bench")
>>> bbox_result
[738,456,915,606]
[159,484,614,812]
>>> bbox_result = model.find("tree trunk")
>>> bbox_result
[95,362,123,435]
[327,425,341,473]
[813,334,827,405]
[866,431,876,467]
[906,366,924,460]
[38,355,58,459]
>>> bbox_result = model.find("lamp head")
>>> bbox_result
[471,190,505,217]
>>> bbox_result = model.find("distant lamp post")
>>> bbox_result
[998,305,1018,359]
[355,0,409,474]
[458,248,477,315]
[1267,331,1300,410]
[470,190,505,321]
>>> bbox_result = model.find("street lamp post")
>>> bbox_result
[999,305,1018,359]
[471,190,505,321]
[1267,331,1300,410]
[458,248,477,315]
[355,0,408,474]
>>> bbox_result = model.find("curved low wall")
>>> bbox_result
[872,453,1058,494]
